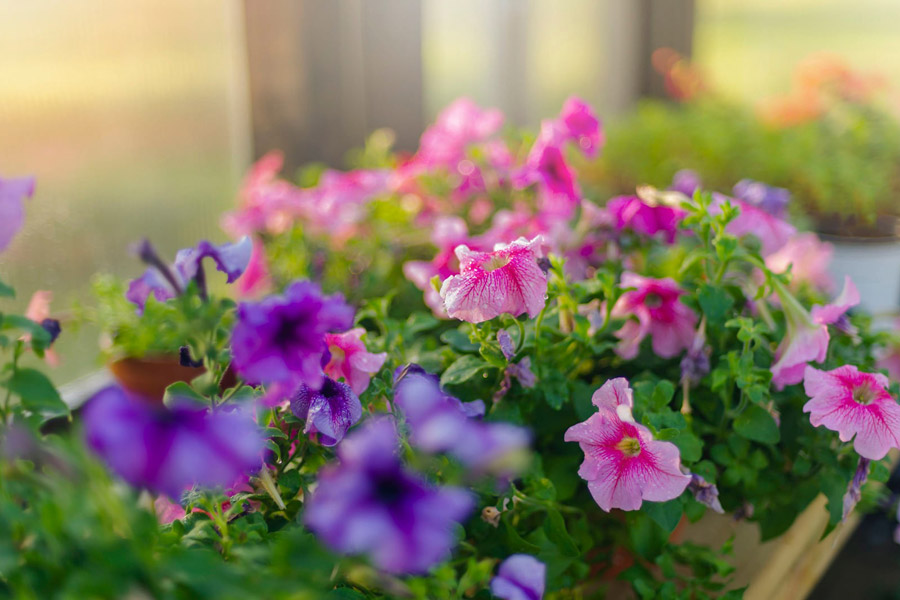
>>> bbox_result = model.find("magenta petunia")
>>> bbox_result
[606,195,686,244]
[514,121,581,217]
[564,378,691,511]
[803,365,900,460]
[610,273,697,360]
[324,328,387,395]
[440,236,547,323]
[771,276,859,389]
[559,96,604,157]
[0,175,36,253]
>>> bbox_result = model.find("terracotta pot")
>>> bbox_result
[108,356,205,404]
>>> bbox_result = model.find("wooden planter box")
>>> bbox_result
[682,495,858,599]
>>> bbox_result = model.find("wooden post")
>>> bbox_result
[638,0,696,98]
[242,0,423,170]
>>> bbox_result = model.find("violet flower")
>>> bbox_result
[303,417,473,574]
[0,175,35,253]
[491,554,547,600]
[290,377,362,446]
[564,378,691,511]
[803,365,900,460]
[670,169,701,197]
[440,236,548,323]
[127,236,253,311]
[230,280,354,391]
[733,179,791,220]
[494,330,536,402]
[394,365,529,474]
[686,471,724,514]
[611,273,697,360]
[771,276,859,388]
[842,456,871,520]
[680,322,711,388]
[83,385,264,499]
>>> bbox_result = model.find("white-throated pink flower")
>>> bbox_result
[440,236,547,323]
[803,365,900,460]
[610,273,697,360]
[771,276,859,389]
[564,378,690,511]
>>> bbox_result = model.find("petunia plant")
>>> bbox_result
[4,95,900,600]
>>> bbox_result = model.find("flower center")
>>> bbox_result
[644,292,663,309]
[852,382,877,405]
[615,435,641,457]
[483,254,511,272]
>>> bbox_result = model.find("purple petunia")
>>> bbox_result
[290,377,362,446]
[126,237,253,311]
[230,280,354,391]
[82,385,264,499]
[491,554,546,600]
[304,417,473,574]
[0,175,36,253]
[393,365,530,475]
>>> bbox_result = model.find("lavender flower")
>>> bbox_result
[394,365,530,475]
[127,237,253,311]
[491,554,546,600]
[733,179,791,220]
[680,322,710,388]
[842,456,871,520]
[83,385,264,499]
[686,471,724,514]
[0,175,35,253]
[230,280,354,390]
[670,169,701,197]
[290,377,362,446]
[304,418,473,574]
[494,330,536,402]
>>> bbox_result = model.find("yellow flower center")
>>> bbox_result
[852,383,876,405]
[615,435,642,457]
[483,254,511,272]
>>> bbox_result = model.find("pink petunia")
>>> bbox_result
[221,151,303,237]
[403,216,478,317]
[765,233,835,292]
[716,194,796,256]
[803,365,900,460]
[610,273,697,360]
[0,175,36,253]
[606,195,686,244]
[440,236,548,323]
[771,276,859,389]
[558,96,604,157]
[236,238,273,298]
[564,378,691,511]
[324,328,388,396]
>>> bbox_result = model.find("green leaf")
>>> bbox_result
[324,589,366,599]
[543,508,580,557]
[6,368,67,418]
[697,283,734,324]
[642,499,683,534]
[0,279,14,298]
[541,370,568,410]
[440,329,479,352]
[671,431,703,462]
[440,355,488,386]
[163,381,207,408]
[734,405,780,444]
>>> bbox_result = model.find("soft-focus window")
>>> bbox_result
[696,0,900,101]
[423,0,608,125]
[0,0,249,382]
